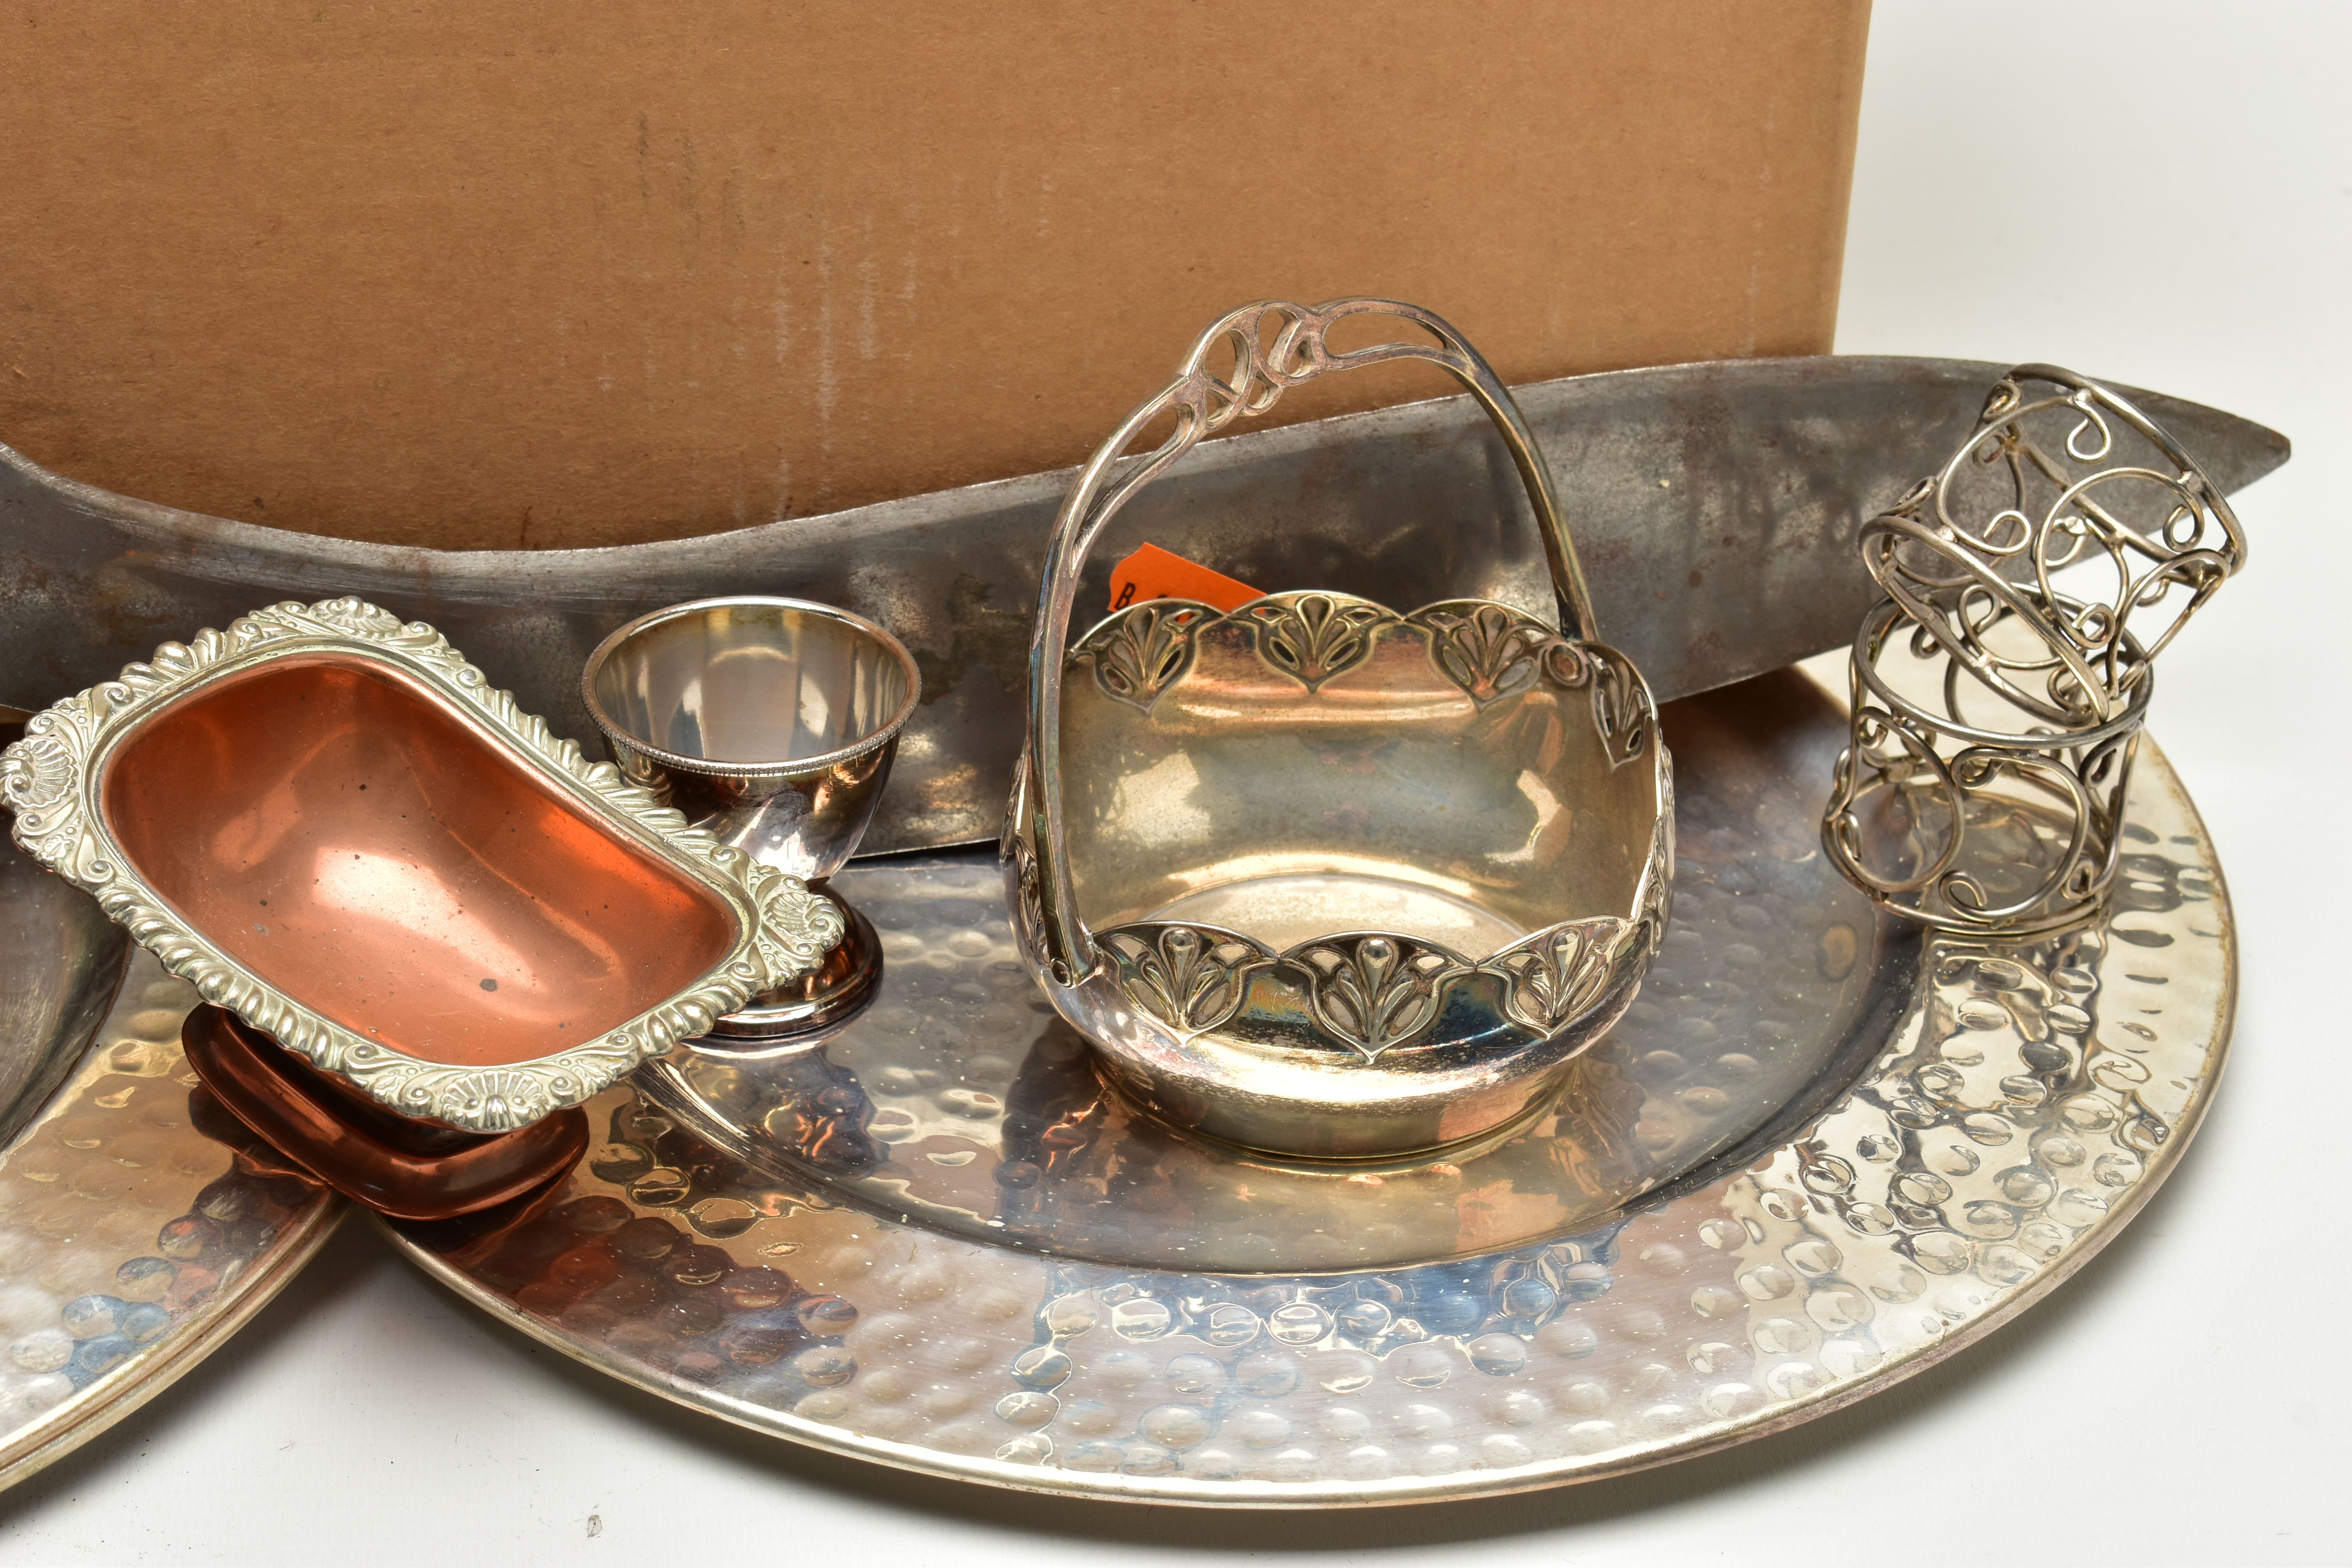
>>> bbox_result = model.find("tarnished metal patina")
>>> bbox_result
[0,597,845,1132]
[0,358,2287,856]
[0,358,2283,1495]
[1002,301,1671,1159]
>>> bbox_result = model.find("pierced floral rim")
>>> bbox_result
[1013,588,1675,1044]
[1083,804,1672,1068]
[0,597,845,1133]
[1069,592,1660,766]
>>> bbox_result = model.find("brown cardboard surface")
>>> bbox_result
[0,2,1869,550]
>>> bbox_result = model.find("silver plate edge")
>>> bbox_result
[0,1204,346,1492]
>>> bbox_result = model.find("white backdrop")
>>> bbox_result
[5,4,2345,1562]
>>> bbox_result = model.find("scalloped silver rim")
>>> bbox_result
[0,595,846,1133]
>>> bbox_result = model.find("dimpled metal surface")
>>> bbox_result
[637,671,1895,1273]
[0,947,341,1487]
[383,677,2232,1506]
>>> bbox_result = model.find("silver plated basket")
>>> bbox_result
[1002,299,1674,1160]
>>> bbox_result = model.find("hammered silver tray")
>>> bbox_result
[0,837,341,1487]
[376,667,2232,1505]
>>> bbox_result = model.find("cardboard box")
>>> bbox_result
[0,2,1870,550]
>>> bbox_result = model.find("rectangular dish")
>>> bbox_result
[0,597,844,1131]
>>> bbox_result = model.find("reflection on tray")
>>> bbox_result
[631,671,1905,1272]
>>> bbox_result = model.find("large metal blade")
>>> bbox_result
[0,354,2288,854]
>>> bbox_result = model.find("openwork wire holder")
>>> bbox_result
[1822,365,2248,935]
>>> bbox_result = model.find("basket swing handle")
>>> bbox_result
[1017,297,1593,982]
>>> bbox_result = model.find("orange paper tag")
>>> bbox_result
[1107,543,1262,614]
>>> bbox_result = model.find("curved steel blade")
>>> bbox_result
[0,354,2288,854]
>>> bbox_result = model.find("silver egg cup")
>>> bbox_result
[584,595,920,1038]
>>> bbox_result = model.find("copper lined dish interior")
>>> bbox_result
[102,653,738,1070]
[1,597,847,1133]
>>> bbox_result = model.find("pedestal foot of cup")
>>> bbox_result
[703,889,881,1041]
